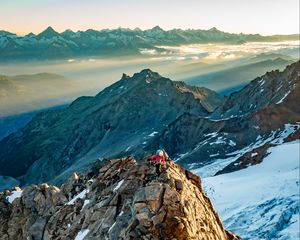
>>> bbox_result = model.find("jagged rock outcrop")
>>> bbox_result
[0,157,240,240]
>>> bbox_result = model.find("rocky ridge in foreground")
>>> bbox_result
[0,157,240,240]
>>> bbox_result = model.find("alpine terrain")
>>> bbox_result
[0,61,299,239]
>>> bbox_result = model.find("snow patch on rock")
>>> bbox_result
[113,179,124,193]
[75,229,89,240]
[6,190,22,204]
[66,189,88,205]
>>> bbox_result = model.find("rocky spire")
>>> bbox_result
[37,26,60,39]
[132,68,162,83]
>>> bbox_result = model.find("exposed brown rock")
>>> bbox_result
[0,157,240,240]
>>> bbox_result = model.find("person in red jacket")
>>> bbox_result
[150,149,166,175]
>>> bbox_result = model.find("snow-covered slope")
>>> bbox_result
[200,141,300,239]
[192,122,300,177]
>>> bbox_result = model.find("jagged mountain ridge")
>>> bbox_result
[151,61,300,169]
[0,157,240,240]
[0,69,222,185]
[0,26,298,61]
[211,60,300,118]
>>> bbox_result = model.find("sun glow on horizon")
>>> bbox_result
[0,0,299,36]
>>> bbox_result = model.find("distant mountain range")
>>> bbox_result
[0,73,67,97]
[0,26,298,61]
[0,73,77,116]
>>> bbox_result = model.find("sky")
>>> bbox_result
[0,0,299,35]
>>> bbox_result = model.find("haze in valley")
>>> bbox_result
[0,40,298,116]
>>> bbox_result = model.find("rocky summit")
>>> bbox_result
[0,157,240,240]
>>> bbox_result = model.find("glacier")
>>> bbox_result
[200,140,300,239]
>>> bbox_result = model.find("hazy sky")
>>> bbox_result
[1,0,299,35]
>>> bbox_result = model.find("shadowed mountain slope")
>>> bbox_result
[0,69,222,185]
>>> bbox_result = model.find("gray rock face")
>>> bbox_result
[0,184,67,240]
[0,69,222,185]
[211,60,300,119]
[0,157,240,240]
[149,61,300,168]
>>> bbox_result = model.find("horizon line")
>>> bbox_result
[2,25,299,37]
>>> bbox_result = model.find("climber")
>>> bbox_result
[162,149,170,162]
[150,149,167,175]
